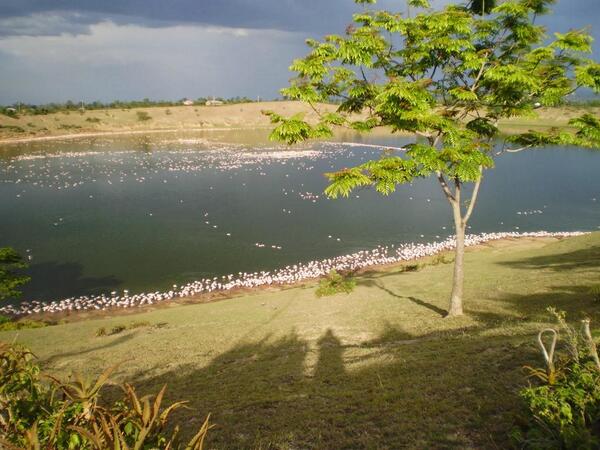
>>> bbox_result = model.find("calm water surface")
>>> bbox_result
[0,130,599,302]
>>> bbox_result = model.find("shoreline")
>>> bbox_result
[1,101,593,146]
[0,230,587,319]
[0,126,273,146]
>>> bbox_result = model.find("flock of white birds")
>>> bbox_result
[0,231,586,316]
[0,137,596,316]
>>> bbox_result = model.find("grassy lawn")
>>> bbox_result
[2,233,600,448]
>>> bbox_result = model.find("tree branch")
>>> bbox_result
[436,171,456,202]
[463,166,483,224]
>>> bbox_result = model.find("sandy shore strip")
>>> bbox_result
[0,126,274,146]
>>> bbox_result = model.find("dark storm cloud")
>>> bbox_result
[0,1,597,38]
[0,0,597,104]
[0,0,387,36]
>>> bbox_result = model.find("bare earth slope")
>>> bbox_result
[1,101,598,144]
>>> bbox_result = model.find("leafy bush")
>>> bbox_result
[0,341,212,449]
[57,124,82,130]
[110,325,126,335]
[315,270,356,297]
[96,321,155,337]
[512,309,600,449]
[0,319,49,332]
[0,125,25,133]
[136,111,152,122]
[95,327,107,337]
[0,248,30,302]
[589,285,600,303]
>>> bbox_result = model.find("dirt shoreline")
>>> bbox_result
[9,235,564,324]
[0,126,273,146]
[1,101,595,146]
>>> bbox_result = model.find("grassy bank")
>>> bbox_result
[0,101,597,144]
[2,233,600,448]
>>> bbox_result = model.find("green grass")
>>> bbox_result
[2,234,600,448]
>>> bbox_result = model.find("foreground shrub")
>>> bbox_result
[315,270,356,297]
[589,284,600,303]
[512,309,600,449]
[0,341,212,449]
[136,111,152,122]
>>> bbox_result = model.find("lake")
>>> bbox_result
[0,129,599,304]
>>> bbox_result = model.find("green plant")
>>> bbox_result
[513,310,600,449]
[267,0,600,317]
[0,341,213,449]
[85,117,101,123]
[136,111,152,122]
[0,320,49,332]
[110,325,127,335]
[316,270,356,297]
[128,320,151,329]
[95,327,107,337]
[0,125,25,133]
[0,248,30,302]
[403,264,422,272]
[589,285,600,302]
[57,124,82,130]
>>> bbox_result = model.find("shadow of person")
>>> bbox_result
[314,329,346,385]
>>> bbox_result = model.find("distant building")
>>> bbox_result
[205,99,224,106]
[182,99,194,106]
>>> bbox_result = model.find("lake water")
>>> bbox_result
[1,130,599,303]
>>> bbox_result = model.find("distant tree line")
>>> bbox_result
[0,96,283,117]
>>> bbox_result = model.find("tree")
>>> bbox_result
[266,0,600,317]
[0,247,30,302]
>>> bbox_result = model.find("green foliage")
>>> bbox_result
[513,311,600,449]
[57,124,82,130]
[269,0,600,196]
[0,320,49,332]
[136,111,152,122]
[96,321,158,337]
[589,285,600,303]
[0,248,30,302]
[0,125,25,133]
[315,270,357,297]
[269,0,600,314]
[0,341,213,449]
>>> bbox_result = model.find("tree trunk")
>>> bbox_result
[448,203,465,317]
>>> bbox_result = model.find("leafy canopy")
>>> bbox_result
[0,247,30,302]
[266,0,600,198]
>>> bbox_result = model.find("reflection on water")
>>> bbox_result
[0,129,599,302]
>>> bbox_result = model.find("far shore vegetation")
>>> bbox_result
[0,100,599,143]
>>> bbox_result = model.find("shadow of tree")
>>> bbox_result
[20,261,122,301]
[128,327,539,449]
[43,332,136,366]
[358,278,447,317]
[499,245,600,272]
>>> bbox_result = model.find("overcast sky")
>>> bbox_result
[0,0,598,104]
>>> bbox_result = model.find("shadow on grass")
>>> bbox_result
[127,326,540,449]
[358,278,447,317]
[43,332,136,365]
[499,245,600,272]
